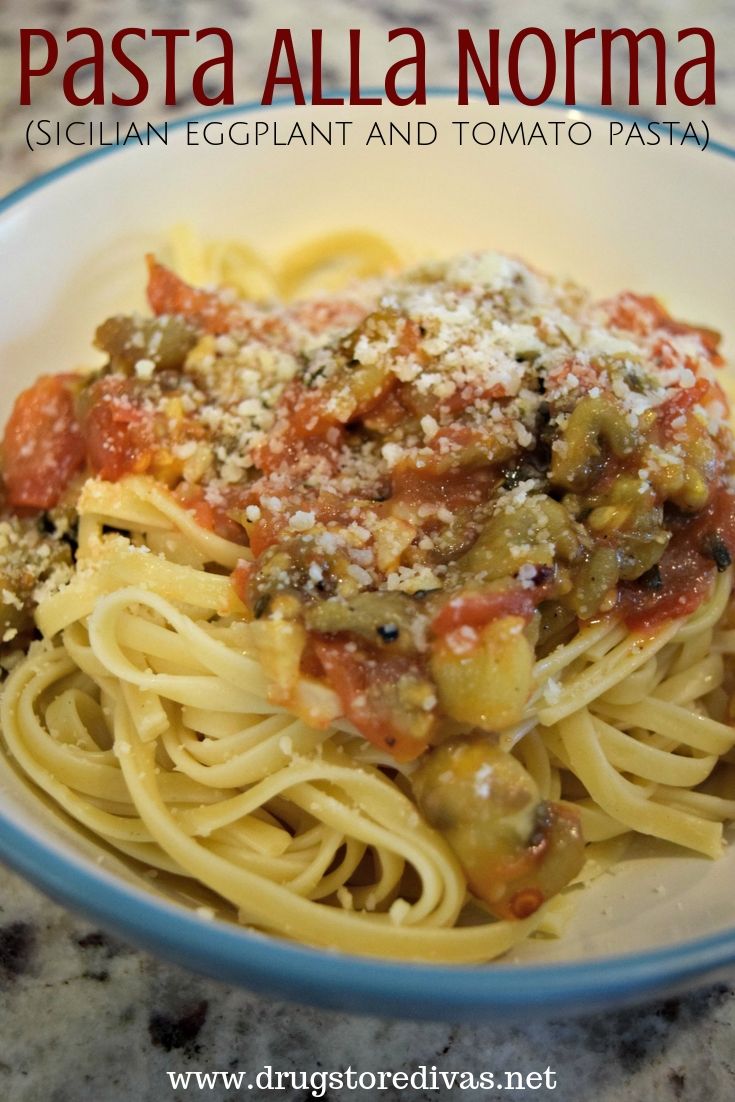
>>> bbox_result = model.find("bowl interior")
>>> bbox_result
[1,97,734,977]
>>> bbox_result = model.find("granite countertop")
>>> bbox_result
[1,2,735,1100]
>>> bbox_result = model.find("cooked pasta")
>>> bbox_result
[1,235,734,963]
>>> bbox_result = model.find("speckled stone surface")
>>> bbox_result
[1,2,735,1100]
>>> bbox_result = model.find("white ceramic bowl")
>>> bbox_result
[1,96,734,1019]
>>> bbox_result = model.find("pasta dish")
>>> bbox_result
[1,236,734,963]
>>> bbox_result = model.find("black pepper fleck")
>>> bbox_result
[254,594,271,619]
[641,564,663,591]
[704,535,732,572]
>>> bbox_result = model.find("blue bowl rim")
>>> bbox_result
[1,91,734,1018]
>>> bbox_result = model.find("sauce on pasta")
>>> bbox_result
[1,244,735,960]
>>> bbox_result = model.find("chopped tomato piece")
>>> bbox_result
[432,589,535,637]
[82,377,155,482]
[189,497,246,544]
[174,483,249,545]
[2,374,85,509]
[247,515,285,557]
[313,639,431,762]
[391,465,496,509]
[606,293,722,363]
[659,377,712,422]
[253,383,344,474]
[146,256,251,335]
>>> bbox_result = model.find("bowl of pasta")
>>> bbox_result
[1,95,735,1020]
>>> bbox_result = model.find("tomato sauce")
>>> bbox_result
[312,638,430,762]
[147,256,252,336]
[605,292,723,364]
[390,465,497,510]
[431,589,536,637]
[620,490,735,630]
[658,376,725,425]
[253,383,348,475]
[4,257,735,766]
